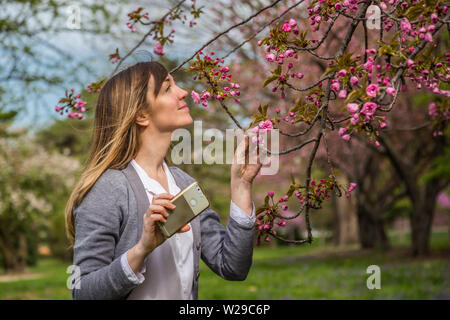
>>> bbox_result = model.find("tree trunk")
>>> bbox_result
[332,189,359,246]
[0,233,28,273]
[410,184,439,256]
[357,203,390,250]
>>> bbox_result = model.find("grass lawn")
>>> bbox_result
[0,231,449,300]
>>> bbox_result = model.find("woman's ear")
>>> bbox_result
[136,110,151,127]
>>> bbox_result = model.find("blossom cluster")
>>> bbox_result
[55,88,87,120]
[125,7,149,33]
[428,101,450,137]
[308,0,360,32]
[258,18,305,99]
[249,119,274,145]
[255,179,357,244]
[255,191,286,244]
[109,48,121,64]
[190,51,242,108]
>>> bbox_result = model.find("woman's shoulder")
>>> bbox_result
[97,167,130,191]
[78,168,130,207]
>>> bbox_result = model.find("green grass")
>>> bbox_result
[0,257,72,300]
[0,231,449,300]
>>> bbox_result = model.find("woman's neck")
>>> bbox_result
[135,129,172,178]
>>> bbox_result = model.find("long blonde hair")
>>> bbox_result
[65,61,169,247]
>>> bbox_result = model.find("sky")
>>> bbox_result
[6,0,265,133]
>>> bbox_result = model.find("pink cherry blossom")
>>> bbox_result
[364,57,374,71]
[259,119,273,132]
[386,87,396,96]
[428,102,438,116]
[284,49,294,57]
[191,90,200,104]
[360,102,378,119]
[347,103,359,113]
[266,53,276,62]
[282,22,291,32]
[338,90,347,99]
[350,76,359,86]
[153,43,165,55]
[400,18,412,34]
[424,32,433,42]
[366,83,379,97]
[337,69,347,77]
[431,13,438,23]
[331,82,340,91]
[201,92,211,100]
[76,100,87,108]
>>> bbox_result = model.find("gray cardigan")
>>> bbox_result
[71,161,255,300]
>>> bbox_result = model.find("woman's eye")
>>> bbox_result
[166,85,171,92]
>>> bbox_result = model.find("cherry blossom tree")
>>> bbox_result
[57,0,449,256]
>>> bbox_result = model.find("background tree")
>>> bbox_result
[0,121,80,273]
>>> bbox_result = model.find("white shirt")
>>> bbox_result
[120,159,256,300]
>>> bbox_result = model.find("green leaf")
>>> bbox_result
[287,185,295,197]
[275,65,282,75]
[344,89,362,104]
[323,65,340,77]
[58,98,71,104]
[290,173,296,185]
[263,104,269,116]
[263,75,278,88]
[256,207,267,215]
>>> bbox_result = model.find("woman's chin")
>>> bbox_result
[178,115,193,127]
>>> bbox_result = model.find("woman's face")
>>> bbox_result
[145,73,192,132]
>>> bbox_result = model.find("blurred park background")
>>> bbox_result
[0,0,449,299]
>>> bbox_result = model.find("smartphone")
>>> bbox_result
[157,181,210,239]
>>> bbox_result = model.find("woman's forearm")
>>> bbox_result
[230,179,253,217]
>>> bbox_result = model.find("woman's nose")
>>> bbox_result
[179,88,188,99]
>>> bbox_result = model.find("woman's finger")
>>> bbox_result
[153,193,174,201]
[148,204,170,218]
[152,198,176,210]
[177,224,191,233]
[150,213,166,224]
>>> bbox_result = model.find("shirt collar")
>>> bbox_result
[130,159,180,196]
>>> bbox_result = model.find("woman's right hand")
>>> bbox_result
[137,193,191,255]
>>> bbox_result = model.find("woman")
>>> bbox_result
[65,61,262,300]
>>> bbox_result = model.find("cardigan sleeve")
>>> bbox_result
[71,170,141,300]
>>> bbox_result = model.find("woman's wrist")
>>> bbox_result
[230,179,253,216]
[127,242,151,275]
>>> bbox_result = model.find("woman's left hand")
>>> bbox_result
[231,134,262,185]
